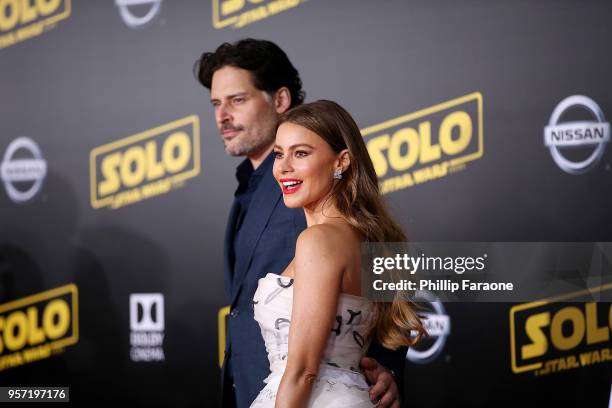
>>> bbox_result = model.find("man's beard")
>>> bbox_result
[222,125,275,157]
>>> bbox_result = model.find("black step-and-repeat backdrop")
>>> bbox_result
[1,1,611,406]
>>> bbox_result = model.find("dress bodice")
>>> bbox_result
[253,273,373,375]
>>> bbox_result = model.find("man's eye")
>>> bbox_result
[233,97,245,104]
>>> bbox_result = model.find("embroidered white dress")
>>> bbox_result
[250,273,374,407]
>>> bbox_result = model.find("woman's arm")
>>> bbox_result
[274,225,345,408]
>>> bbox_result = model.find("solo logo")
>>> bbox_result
[130,293,165,362]
[115,0,162,29]
[90,115,201,209]
[510,284,612,376]
[1,137,47,204]
[406,290,450,364]
[544,95,610,174]
[0,284,79,371]
[0,0,71,50]
[212,0,302,29]
[362,92,484,194]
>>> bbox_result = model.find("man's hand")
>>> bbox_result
[360,356,400,408]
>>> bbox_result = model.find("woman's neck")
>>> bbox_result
[303,198,343,227]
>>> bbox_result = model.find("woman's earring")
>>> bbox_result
[333,168,343,180]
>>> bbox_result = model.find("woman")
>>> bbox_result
[250,100,426,408]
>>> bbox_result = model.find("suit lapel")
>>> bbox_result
[223,199,241,297]
[231,169,281,303]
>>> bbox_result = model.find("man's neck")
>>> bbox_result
[248,144,274,170]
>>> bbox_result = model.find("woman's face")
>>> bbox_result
[273,122,339,209]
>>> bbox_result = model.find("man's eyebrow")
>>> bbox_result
[210,92,248,103]
[274,143,315,150]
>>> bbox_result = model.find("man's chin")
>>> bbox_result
[225,147,245,157]
[224,143,248,157]
[225,141,273,158]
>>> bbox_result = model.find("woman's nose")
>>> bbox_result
[276,155,293,173]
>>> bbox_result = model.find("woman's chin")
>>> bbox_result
[282,197,303,208]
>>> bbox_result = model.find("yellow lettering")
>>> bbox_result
[20,0,37,24]
[550,306,584,350]
[0,0,19,31]
[145,141,164,180]
[163,131,191,173]
[99,152,121,196]
[522,312,549,359]
[27,307,45,346]
[0,0,61,32]
[418,121,441,164]
[4,311,27,351]
[365,109,475,184]
[120,146,146,188]
[98,132,193,198]
[36,0,60,16]
[43,299,69,340]
[388,128,419,171]
[439,111,471,155]
[221,0,244,15]
[367,134,390,177]
[586,302,609,345]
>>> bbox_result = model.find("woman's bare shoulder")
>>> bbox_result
[296,223,360,259]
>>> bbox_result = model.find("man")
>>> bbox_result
[196,39,405,408]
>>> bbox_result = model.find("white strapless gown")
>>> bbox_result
[250,273,374,407]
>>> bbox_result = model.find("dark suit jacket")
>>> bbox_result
[221,158,406,408]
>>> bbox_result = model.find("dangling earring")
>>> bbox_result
[333,168,343,180]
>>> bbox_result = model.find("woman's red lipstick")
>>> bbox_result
[279,178,303,194]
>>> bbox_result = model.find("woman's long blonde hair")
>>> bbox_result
[278,100,427,349]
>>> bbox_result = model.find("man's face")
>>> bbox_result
[210,65,279,157]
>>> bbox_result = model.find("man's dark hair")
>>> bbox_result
[195,38,305,108]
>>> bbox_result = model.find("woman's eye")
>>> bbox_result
[274,152,283,159]
[295,151,308,158]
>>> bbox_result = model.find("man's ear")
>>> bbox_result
[336,149,351,173]
[274,87,292,114]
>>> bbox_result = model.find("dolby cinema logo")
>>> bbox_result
[130,293,165,362]
[0,137,47,204]
[544,95,610,174]
[115,0,162,28]
[406,290,451,364]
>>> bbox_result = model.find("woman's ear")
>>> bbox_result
[336,149,351,173]
[274,87,292,114]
